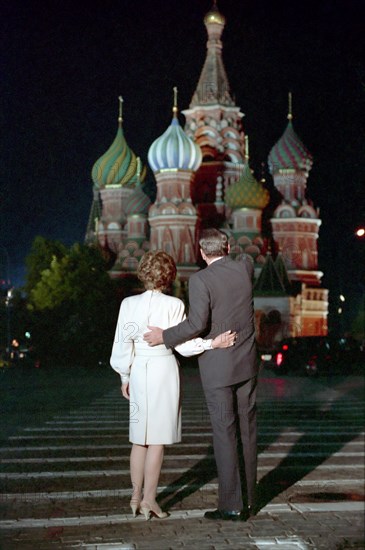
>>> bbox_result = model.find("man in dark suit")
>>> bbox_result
[144,228,258,521]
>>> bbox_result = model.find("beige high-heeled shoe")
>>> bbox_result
[130,498,141,517]
[140,501,168,520]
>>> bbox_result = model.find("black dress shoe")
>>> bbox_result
[204,509,245,521]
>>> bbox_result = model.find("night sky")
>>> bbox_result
[1,0,364,328]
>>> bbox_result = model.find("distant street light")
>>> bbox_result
[0,246,13,353]
[334,227,364,337]
[5,288,14,354]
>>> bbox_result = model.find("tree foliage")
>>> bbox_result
[24,236,67,296]
[25,240,120,367]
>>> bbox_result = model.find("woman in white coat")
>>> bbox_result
[110,251,236,520]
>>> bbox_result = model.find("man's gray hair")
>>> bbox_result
[199,228,229,257]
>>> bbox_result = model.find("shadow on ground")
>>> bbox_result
[159,373,364,513]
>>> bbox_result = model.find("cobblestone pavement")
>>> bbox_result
[0,366,364,549]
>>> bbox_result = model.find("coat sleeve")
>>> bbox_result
[164,274,211,349]
[110,300,134,384]
[168,296,213,357]
[175,337,213,357]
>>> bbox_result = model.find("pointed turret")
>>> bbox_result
[254,253,287,295]
[90,97,147,255]
[148,89,199,278]
[225,145,270,211]
[182,2,246,229]
[225,136,269,265]
[268,93,313,204]
[190,1,234,107]
[269,94,323,286]
[92,97,146,188]
[148,88,202,173]
[268,93,313,177]
[111,158,152,275]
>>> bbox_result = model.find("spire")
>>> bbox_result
[287,91,293,121]
[147,90,202,173]
[136,156,141,184]
[268,94,313,175]
[189,3,234,107]
[173,86,178,118]
[118,95,123,125]
[244,135,249,163]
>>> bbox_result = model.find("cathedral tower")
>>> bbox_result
[225,136,270,271]
[147,88,202,279]
[182,2,246,229]
[268,94,322,286]
[90,97,146,255]
[268,94,328,335]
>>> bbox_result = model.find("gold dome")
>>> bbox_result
[204,8,226,26]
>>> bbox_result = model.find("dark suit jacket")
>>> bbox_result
[164,255,258,389]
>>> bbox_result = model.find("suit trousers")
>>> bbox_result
[203,376,257,511]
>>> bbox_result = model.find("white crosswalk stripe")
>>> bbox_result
[1,382,364,540]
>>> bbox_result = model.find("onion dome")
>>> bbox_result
[91,97,146,188]
[148,87,202,173]
[225,164,270,210]
[124,159,151,216]
[225,137,270,209]
[204,1,226,26]
[268,93,313,175]
[124,185,151,216]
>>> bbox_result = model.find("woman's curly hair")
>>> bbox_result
[137,251,177,291]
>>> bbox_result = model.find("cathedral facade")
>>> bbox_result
[85,3,328,346]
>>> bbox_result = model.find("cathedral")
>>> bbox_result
[85,3,328,346]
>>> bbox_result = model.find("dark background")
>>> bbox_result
[1,0,364,330]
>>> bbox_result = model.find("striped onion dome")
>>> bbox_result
[268,120,313,175]
[148,114,202,173]
[225,164,270,210]
[91,100,146,188]
[124,184,151,216]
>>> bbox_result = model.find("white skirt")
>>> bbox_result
[129,349,181,445]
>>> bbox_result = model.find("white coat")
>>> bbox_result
[110,290,211,445]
